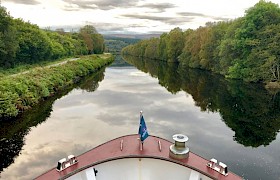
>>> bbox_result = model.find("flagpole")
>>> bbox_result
[140,111,143,151]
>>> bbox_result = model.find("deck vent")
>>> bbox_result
[169,134,189,159]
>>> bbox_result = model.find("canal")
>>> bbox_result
[0,56,280,180]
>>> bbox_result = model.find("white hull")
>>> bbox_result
[67,158,212,180]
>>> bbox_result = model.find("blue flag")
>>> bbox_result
[138,114,149,142]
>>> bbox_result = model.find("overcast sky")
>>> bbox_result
[2,0,280,34]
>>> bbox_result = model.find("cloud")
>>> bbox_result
[2,141,93,180]
[92,22,146,33]
[62,0,140,11]
[137,3,177,13]
[122,14,169,21]
[63,1,98,11]
[178,12,230,22]
[121,14,194,25]
[212,17,231,21]
[165,17,194,25]
[4,0,40,5]
[177,12,208,17]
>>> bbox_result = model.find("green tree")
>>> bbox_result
[228,1,280,82]
[79,25,104,54]
[0,7,18,67]
[167,27,185,62]
[244,24,280,82]
[15,19,52,64]
[179,27,207,68]
[218,19,243,76]
[70,32,88,55]
[80,25,98,34]
[158,33,168,60]
[92,33,105,54]
[144,38,159,59]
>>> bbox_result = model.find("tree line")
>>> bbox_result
[122,1,280,83]
[0,6,104,68]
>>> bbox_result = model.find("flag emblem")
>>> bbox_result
[138,113,149,142]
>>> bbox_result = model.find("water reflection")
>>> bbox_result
[123,55,280,147]
[0,68,105,176]
[1,56,279,180]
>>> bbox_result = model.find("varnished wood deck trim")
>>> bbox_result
[35,134,242,180]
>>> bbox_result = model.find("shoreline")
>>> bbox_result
[0,54,114,119]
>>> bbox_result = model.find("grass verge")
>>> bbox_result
[0,54,114,119]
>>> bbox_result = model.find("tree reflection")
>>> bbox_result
[78,67,105,92]
[123,55,280,147]
[0,69,105,173]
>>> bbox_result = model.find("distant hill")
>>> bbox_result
[104,34,148,67]
[103,33,161,39]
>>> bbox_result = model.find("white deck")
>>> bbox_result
[67,158,212,180]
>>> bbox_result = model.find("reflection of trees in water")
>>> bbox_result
[110,55,132,67]
[0,69,105,173]
[78,67,105,92]
[0,93,57,173]
[123,55,280,147]
[0,132,25,173]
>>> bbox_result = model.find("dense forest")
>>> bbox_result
[122,1,280,84]
[104,36,140,55]
[0,6,104,68]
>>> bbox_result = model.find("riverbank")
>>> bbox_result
[0,54,114,119]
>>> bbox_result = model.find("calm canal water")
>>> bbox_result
[0,56,280,180]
